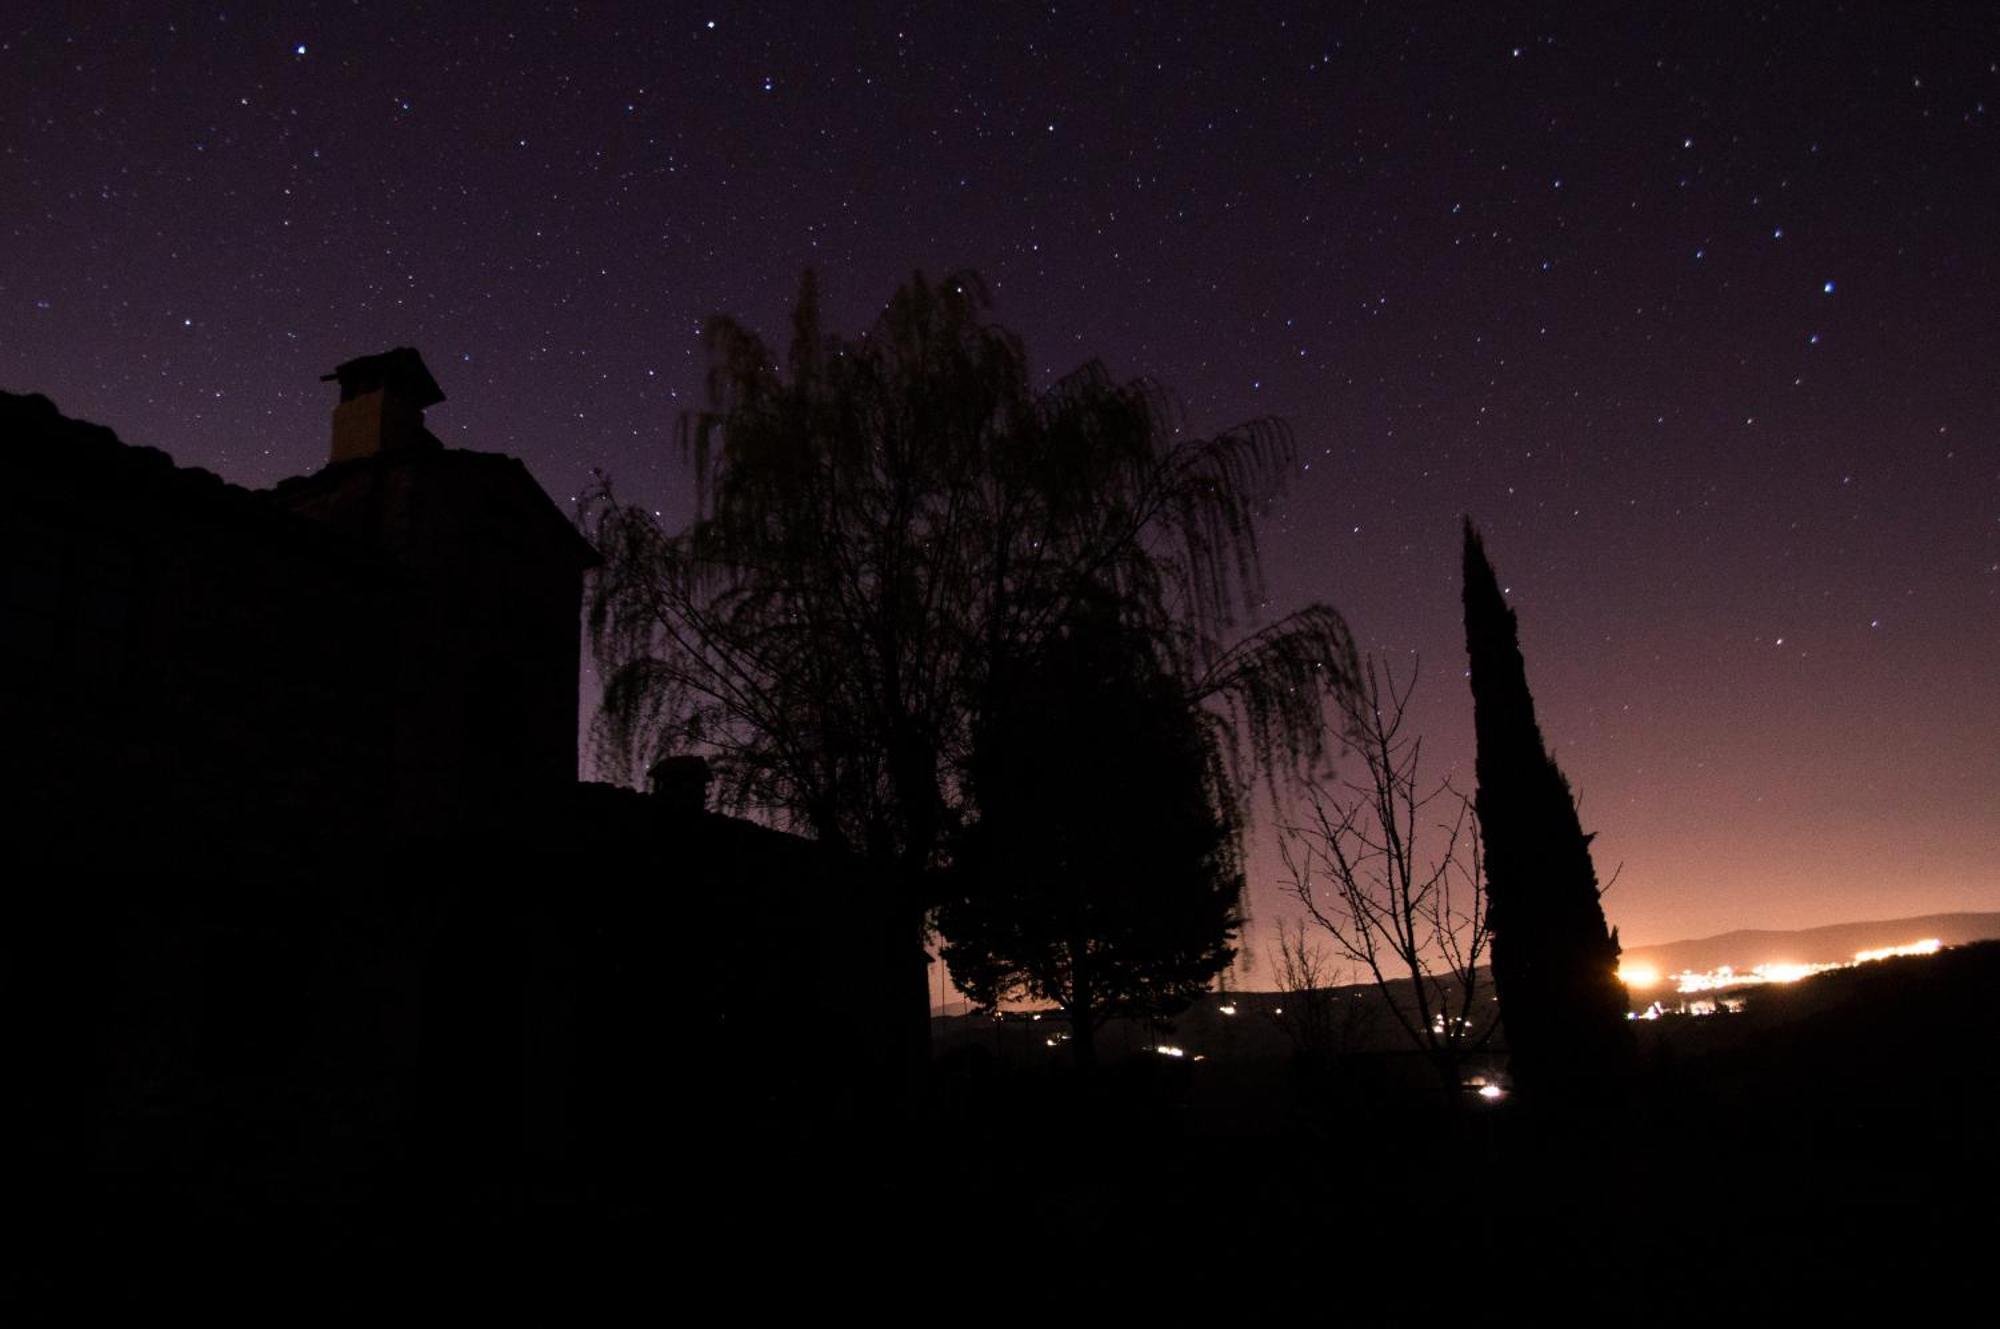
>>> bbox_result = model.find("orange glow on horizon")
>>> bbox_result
[1853,938,1942,963]
[1660,938,1945,996]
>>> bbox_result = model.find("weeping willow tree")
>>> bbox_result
[584,270,1356,1083]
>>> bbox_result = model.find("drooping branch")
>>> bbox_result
[582,269,1359,895]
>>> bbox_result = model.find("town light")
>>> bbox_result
[1618,961,1662,989]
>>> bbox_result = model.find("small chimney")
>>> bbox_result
[321,347,446,464]
[647,755,712,816]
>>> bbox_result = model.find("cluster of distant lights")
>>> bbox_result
[1001,998,1511,1100]
[1618,938,1943,1003]
[1000,935,1939,1096]
[1003,940,1944,1050]
[1015,1015,1207,1061]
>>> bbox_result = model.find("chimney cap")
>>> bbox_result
[646,754,713,815]
[320,347,445,409]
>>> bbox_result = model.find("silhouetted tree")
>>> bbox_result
[584,270,1356,1084]
[1267,918,1377,1059]
[1461,521,1630,1101]
[937,609,1243,1069]
[1281,655,1497,1102]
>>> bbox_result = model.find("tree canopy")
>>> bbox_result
[584,269,1357,898]
[938,608,1244,1065]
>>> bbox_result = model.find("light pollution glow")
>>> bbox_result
[1618,938,1942,996]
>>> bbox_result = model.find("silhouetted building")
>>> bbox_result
[0,355,893,1242]
[272,349,598,831]
[2,348,596,845]
[2,388,403,859]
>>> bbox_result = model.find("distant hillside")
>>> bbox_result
[1620,911,2000,976]
[931,914,2000,1023]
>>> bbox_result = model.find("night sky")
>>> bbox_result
[5,3,1995,960]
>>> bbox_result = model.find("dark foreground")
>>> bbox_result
[27,943,1998,1311]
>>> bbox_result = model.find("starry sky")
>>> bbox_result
[4,3,1995,959]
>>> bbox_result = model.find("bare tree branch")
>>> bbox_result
[1281,655,1498,1103]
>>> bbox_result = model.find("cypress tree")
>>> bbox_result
[1461,520,1630,1100]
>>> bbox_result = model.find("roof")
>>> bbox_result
[269,444,601,570]
[321,347,445,408]
[0,389,406,583]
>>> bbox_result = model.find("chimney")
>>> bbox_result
[647,755,712,816]
[321,347,446,464]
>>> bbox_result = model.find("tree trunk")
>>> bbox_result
[909,900,935,1105]
[1068,928,1095,1076]
[1432,1046,1463,1120]
[1069,1009,1098,1074]
[886,728,944,1112]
